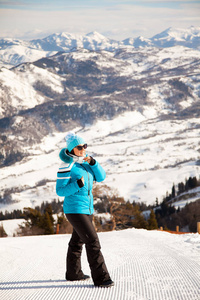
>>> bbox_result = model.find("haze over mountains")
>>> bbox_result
[0,26,200,212]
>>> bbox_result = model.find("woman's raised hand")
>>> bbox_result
[83,156,91,164]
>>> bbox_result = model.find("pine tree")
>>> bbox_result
[23,207,43,228]
[148,209,158,230]
[43,212,54,235]
[132,205,148,229]
[0,223,7,237]
[155,198,159,207]
[172,184,175,198]
[44,204,54,225]
[178,182,185,195]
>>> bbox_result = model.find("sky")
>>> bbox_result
[0,0,200,40]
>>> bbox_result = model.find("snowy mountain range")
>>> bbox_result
[0,26,200,68]
[0,26,200,213]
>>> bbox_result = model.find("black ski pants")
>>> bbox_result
[65,214,111,286]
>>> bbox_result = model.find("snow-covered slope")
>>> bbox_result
[0,37,56,68]
[0,45,56,69]
[30,31,121,52]
[0,63,64,117]
[0,26,200,68]
[0,229,199,300]
[0,219,25,237]
[0,31,122,68]
[1,46,200,118]
[123,36,152,47]
[151,26,200,49]
[123,26,200,49]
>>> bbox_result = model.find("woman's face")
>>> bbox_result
[73,144,86,157]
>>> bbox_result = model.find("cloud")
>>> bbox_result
[0,2,200,40]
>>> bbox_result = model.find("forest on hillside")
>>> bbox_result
[0,176,200,237]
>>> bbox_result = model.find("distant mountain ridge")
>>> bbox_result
[0,26,200,68]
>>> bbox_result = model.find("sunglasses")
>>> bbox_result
[75,144,87,151]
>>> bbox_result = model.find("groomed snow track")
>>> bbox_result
[0,229,199,300]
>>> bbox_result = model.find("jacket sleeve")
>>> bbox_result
[56,163,82,197]
[90,161,106,182]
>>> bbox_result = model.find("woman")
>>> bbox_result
[56,132,114,288]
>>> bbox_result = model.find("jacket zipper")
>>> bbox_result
[82,165,91,214]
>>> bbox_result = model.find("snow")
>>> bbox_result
[84,111,146,138]
[0,228,199,300]
[118,45,200,77]
[0,219,25,237]
[0,67,45,111]
[0,44,56,66]
[94,213,111,225]
[39,31,121,54]
[0,63,64,116]
[153,26,200,41]
[105,163,200,204]
[173,186,200,209]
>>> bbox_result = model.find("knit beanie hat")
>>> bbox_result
[65,132,85,152]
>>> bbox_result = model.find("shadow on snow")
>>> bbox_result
[0,279,95,290]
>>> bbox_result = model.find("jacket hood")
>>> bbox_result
[59,148,73,164]
[59,148,88,164]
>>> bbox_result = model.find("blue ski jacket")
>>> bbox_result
[56,148,106,214]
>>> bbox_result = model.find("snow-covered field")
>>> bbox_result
[0,228,199,300]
